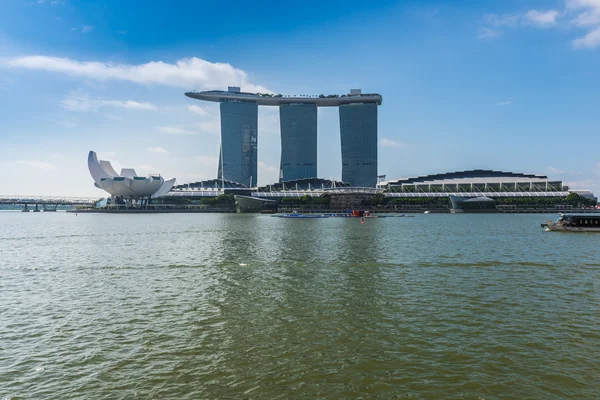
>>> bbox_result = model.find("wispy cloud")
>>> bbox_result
[483,2,600,49]
[496,101,512,106]
[379,138,405,148]
[138,164,160,174]
[60,92,157,112]
[71,25,94,33]
[478,27,503,39]
[157,126,197,135]
[568,0,600,48]
[258,161,278,185]
[17,160,56,170]
[97,151,116,159]
[483,13,520,27]
[147,146,169,154]
[484,9,561,27]
[49,113,79,128]
[548,166,565,174]
[116,30,128,35]
[4,56,269,92]
[525,10,561,26]
[197,120,220,135]
[187,104,207,116]
[100,100,156,110]
[195,155,218,166]
[573,26,600,48]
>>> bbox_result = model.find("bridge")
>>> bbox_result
[0,195,97,211]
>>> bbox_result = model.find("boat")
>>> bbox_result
[541,214,600,232]
[273,211,330,219]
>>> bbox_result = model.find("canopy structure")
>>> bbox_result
[88,151,176,199]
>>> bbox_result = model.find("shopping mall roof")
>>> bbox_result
[380,170,556,186]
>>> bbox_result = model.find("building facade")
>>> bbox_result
[217,100,258,187]
[339,103,378,187]
[279,103,317,182]
[186,87,382,188]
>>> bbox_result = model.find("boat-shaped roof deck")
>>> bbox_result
[185,90,383,107]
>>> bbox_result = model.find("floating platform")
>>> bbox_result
[273,213,330,219]
[272,212,415,219]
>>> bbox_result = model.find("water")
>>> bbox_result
[1,212,599,399]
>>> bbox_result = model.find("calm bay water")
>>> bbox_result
[1,212,599,399]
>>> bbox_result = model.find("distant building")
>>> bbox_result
[339,102,378,187]
[87,151,175,201]
[185,87,383,187]
[279,103,317,182]
[216,99,258,187]
[379,170,567,194]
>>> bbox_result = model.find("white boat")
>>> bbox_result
[542,214,600,232]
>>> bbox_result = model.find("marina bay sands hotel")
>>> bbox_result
[185,87,383,187]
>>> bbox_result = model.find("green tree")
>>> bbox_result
[565,192,586,206]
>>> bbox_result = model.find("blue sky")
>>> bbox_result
[1,0,599,196]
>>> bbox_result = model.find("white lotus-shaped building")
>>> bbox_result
[88,151,176,199]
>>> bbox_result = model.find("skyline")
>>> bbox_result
[1,0,600,196]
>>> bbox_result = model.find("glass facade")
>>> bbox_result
[339,103,378,187]
[279,104,317,182]
[217,100,258,187]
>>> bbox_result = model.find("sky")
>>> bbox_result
[0,0,599,197]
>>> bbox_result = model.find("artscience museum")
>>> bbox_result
[88,151,176,203]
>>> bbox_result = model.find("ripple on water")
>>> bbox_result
[0,213,599,398]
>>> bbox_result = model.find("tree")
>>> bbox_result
[215,193,235,204]
[565,192,586,206]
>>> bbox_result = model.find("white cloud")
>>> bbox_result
[50,113,79,128]
[195,155,218,166]
[571,10,600,26]
[138,164,160,174]
[482,4,600,49]
[548,166,565,174]
[17,160,56,170]
[147,146,168,154]
[157,126,197,135]
[197,120,220,135]
[496,101,512,106]
[71,26,94,33]
[567,0,600,48]
[4,55,269,92]
[187,104,207,116]
[100,100,156,110]
[60,92,157,112]
[567,0,600,10]
[97,151,116,159]
[484,13,520,27]
[60,93,94,112]
[573,26,600,47]
[258,107,280,136]
[525,10,560,26]
[478,27,503,39]
[258,161,279,185]
[565,179,599,191]
[484,9,560,28]
[379,138,405,148]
